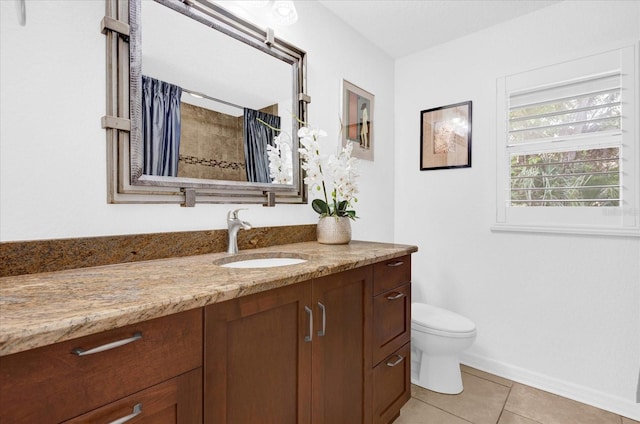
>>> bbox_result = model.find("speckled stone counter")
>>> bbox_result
[0,241,417,357]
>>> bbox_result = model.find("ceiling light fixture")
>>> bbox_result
[271,0,298,26]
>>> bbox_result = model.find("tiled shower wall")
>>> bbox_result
[177,103,280,181]
[178,102,247,181]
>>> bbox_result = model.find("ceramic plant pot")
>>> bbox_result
[317,216,352,245]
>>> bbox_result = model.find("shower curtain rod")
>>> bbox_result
[181,87,244,110]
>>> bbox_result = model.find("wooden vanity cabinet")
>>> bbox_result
[0,308,203,424]
[371,255,412,424]
[0,252,412,424]
[204,266,373,424]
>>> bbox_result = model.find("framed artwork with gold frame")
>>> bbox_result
[420,101,472,170]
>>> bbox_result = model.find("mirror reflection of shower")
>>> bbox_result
[140,75,290,183]
[140,0,294,185]
[177,87,285,183]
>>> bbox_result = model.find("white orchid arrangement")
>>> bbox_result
[266,132,293,185]
[260,118,360,219]
[297,127,359,220]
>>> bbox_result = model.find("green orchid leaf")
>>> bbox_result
[312,199,329,215]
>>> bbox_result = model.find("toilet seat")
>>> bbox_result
[412,303,476,337]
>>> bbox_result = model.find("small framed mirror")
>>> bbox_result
[103,0,309,206]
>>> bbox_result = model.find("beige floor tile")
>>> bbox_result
[498,411,541,424]
[622,417,640,424]
[395,398,471,424]
[504,383,620,424]
[461,365,513,388]
[411,372,510,424]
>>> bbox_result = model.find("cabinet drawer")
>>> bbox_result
[0,308,203,424]
[372,283,411,365]
[373,255,411,296]
[62,368,202,424]
[373,342,411,424]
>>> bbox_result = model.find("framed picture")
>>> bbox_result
[342,80,374,161]
[420,101,472,170]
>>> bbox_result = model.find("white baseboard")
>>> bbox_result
[460,352,640,421]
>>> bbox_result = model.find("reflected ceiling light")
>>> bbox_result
[241,0,270,7]
[272,0,298,25]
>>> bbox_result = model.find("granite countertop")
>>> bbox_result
[0,241,417,357]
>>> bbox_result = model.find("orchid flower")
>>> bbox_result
[263,120,359,219]
[297,127,359,219]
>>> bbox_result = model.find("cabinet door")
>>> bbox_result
[204,282,312,424]
[373,343,411,424]
[63,368,202,424]
[312,266,373,424]
[373,283,411,365]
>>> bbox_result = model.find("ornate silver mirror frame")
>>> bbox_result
[102,0,309,206]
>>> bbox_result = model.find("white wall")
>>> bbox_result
[395,0,640,418]
[0,0,395,242]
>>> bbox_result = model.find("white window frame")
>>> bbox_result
[493,44,640,237]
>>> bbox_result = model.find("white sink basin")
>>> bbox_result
[219,257,307,268]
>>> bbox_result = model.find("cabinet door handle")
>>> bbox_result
[304,306,313,342]
[317,302,326,337]
[72,332,142,356]
[386,292,404,300]
[108,403,142,424]
[386,355,404,367]
[387,260,404,267]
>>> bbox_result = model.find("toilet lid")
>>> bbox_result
[412,303,476,333]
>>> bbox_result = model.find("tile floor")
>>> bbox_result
[396,365,639,424]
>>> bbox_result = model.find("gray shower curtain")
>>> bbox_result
[243,108,281,183]
[142,75,182,177]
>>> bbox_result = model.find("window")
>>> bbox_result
[494,45,639,236]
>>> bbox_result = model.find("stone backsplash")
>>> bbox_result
[0,224,316,277]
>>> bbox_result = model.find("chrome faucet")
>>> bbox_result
[227,209,252,254]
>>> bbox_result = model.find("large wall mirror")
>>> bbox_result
[103,0,309,206]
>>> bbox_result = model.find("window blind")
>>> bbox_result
[507,73,622,207]
[508,73,621,145]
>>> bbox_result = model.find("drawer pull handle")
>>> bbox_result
[387,261,404,267]
[387,292,404,300]
[317,302,326,337]
[304,306,313,342]
[386,355,404,367]
[108,403,142,424]
[72,332,142,356]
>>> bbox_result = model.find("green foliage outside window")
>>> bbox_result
[510,148,620,207]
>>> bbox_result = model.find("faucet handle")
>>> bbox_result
[227,208,248,220]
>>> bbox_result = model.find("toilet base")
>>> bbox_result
[411,350,463,394]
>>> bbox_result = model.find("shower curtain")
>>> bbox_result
[142,75,182,177]
[243,108,281,183]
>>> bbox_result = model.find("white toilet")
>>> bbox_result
[411,302,477,394]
